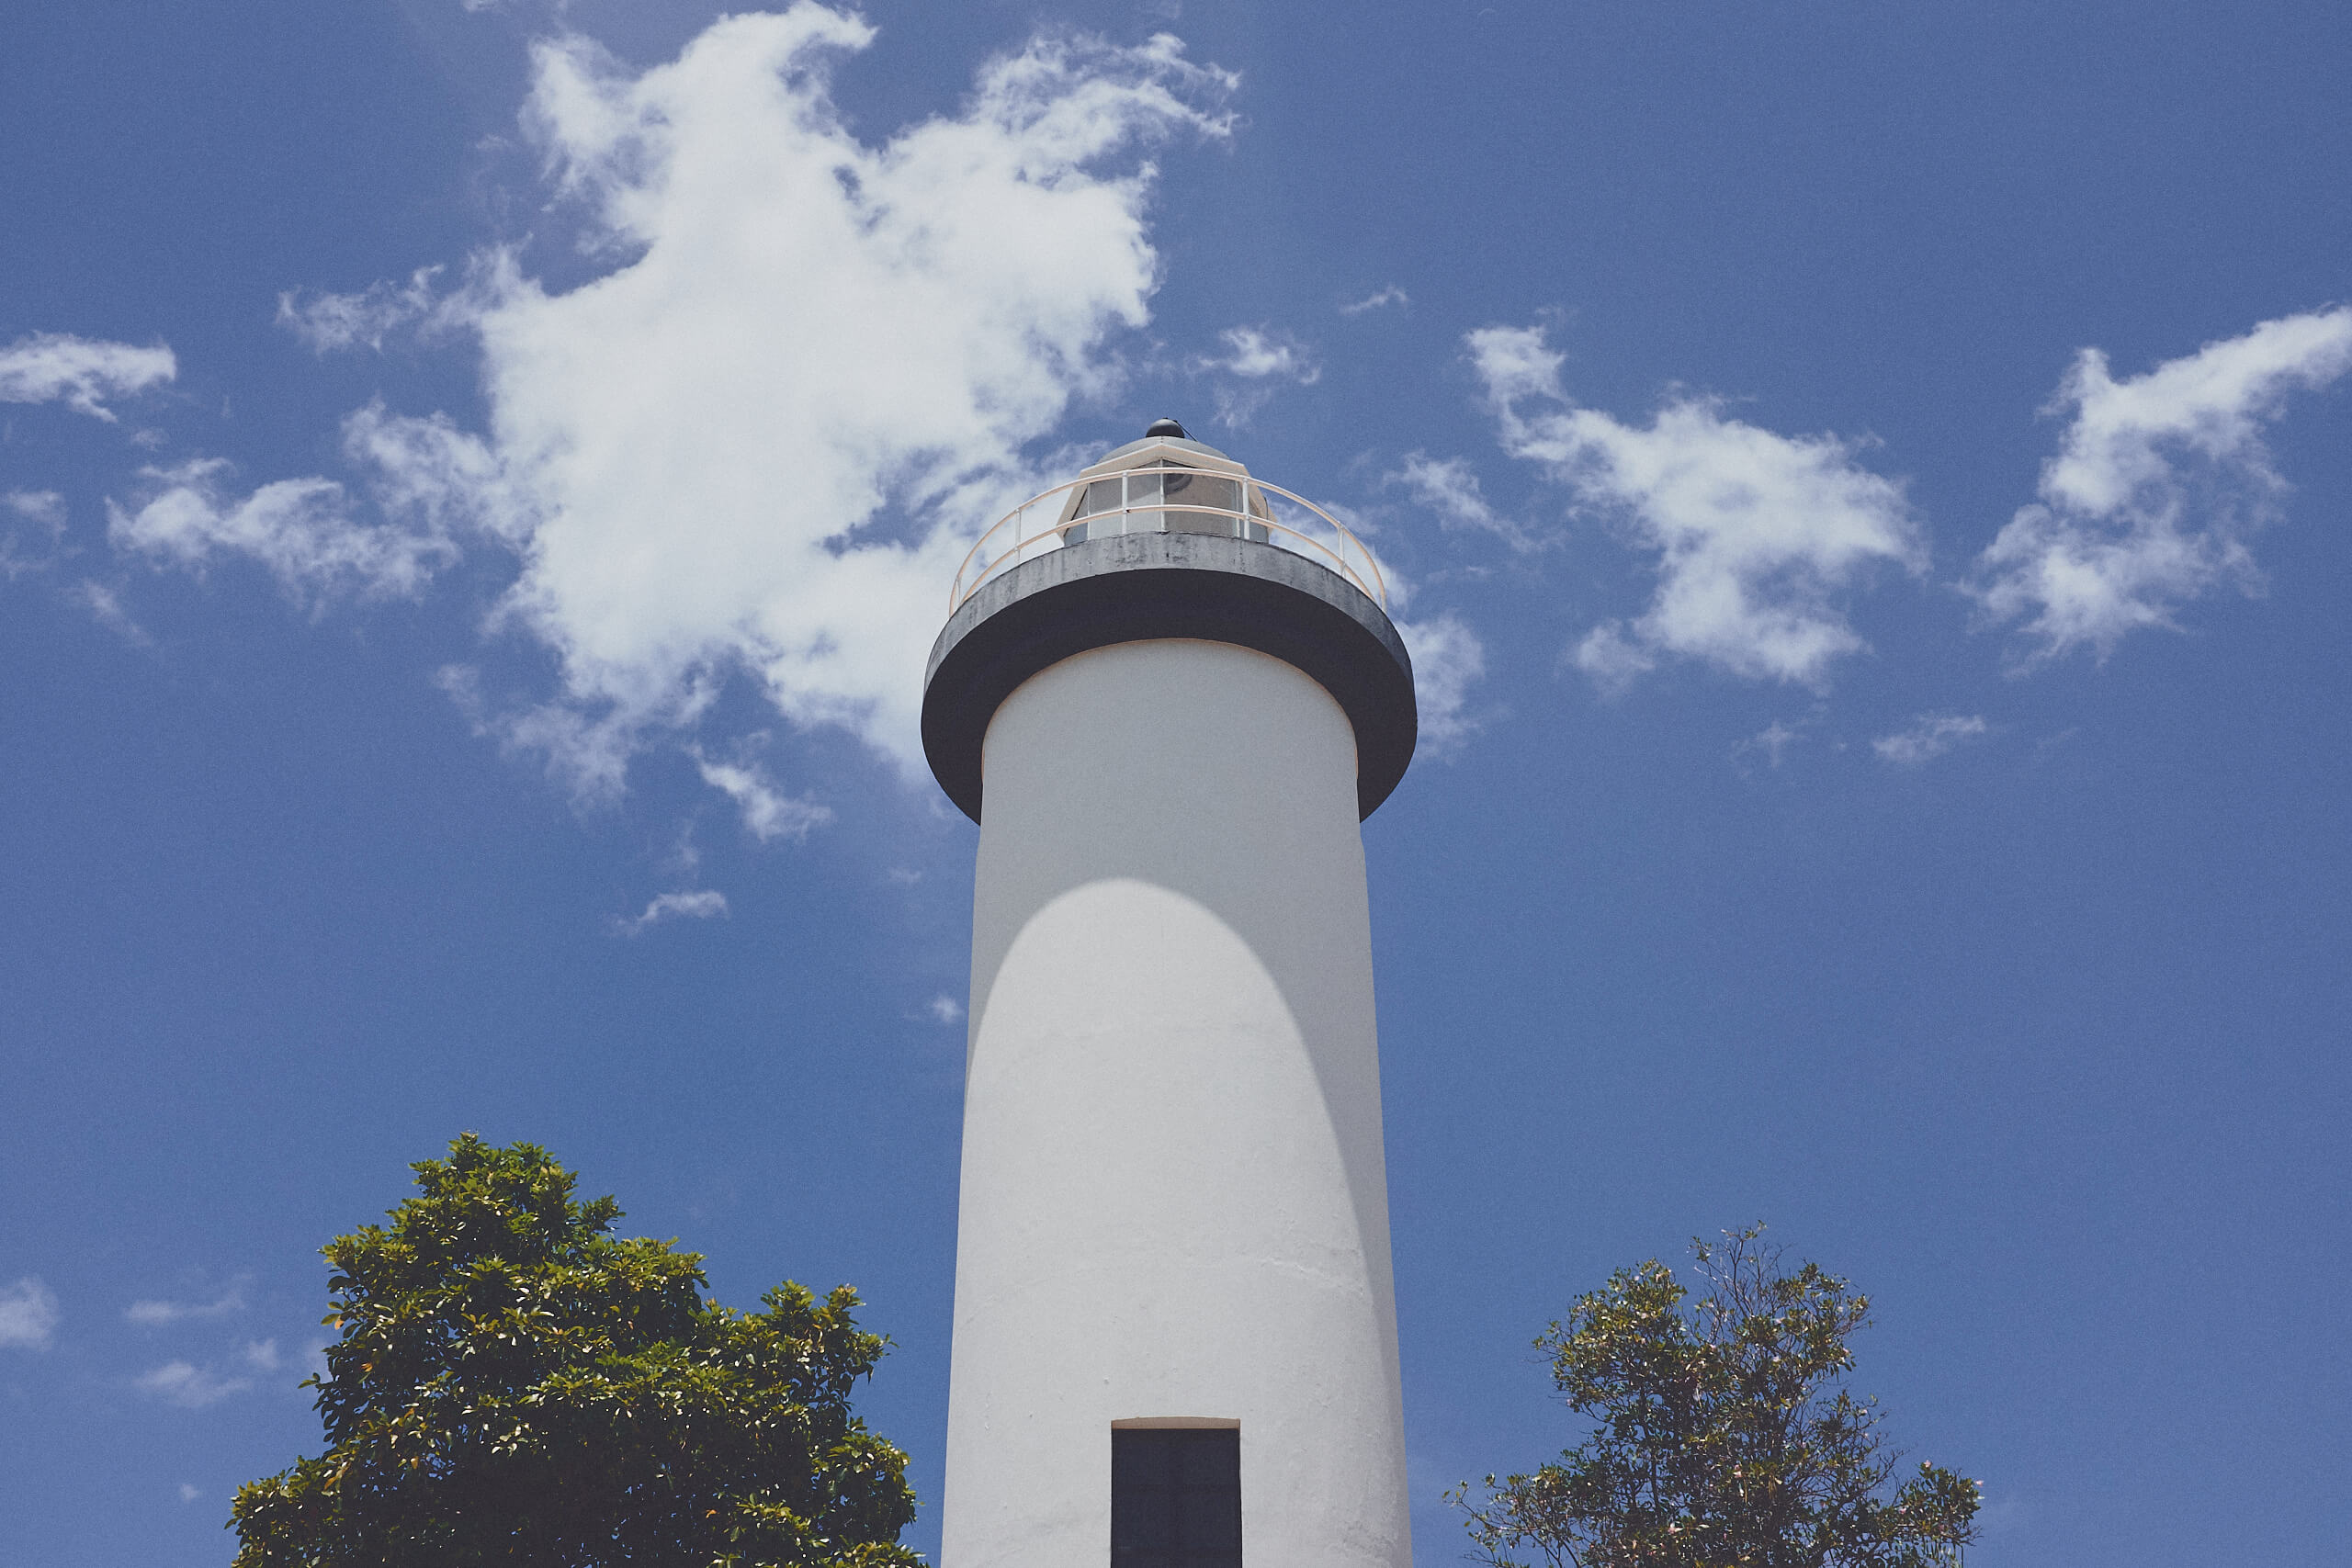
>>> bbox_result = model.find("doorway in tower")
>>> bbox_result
[1110,1424,1242,1568]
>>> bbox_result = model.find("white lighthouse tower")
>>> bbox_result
[922,421,1419,1568]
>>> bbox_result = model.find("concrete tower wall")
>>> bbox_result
[942,637,1412,1568]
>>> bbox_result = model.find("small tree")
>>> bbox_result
[1452,1228,1978,1568]
[231,1134,920,1568]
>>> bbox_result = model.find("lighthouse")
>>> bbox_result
[922,421,1418,1568]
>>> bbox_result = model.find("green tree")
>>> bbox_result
[231,1134,920,1568]
[1451,1228,1978,1568]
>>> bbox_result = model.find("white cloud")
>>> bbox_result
[1339,285,1408,316]
[1391,452,1536,551]
[178,1483,200,1504]
[6,490,67,528]
[617,888,729,935]
[1396,612,1487,755]
[135,1360,251,1408]
[100,11,1239,814]
[241,1338,282,1371]
[1204,325,1318,382]
[436,664,641,803]
[0,332,175,421]
[1970,307,2352,663]
[3,491,69,579]
[107,457,456,609]
[1196,325,1318,426]
[125,1285,244,1326]
[1872,712,1988,765]
[695,754,831,842]
[927,994,965,1023]
[343,399,531,547]
[1739,717,1808,767]
[308,7,1230,801]
[1468,324,1923,691]
[0,1277,61,1349]
[74,580,153,647]
[277,266,466,353]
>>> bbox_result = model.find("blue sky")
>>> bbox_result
[3,1,2348,1562]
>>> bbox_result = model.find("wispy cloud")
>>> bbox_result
[1396,612,1487,755]
[0,333,175,421]
[1339,285,1408,316]
[435,665,639,806]
[74,580,155,647]
[134,1360,251,1408]
[2,491,70,579]
[695,754,831,842]
[0,1277,62,1349]
[926,994,964,1024]
[616,889,729,936]
[125,1285,245,1326]
[1196,325,1319,426]
[1469,323,1923,692]
[342,399,532,546]
[1969,307,2352,664]
[277,265,471,354]
[1872,713,1988,765]
[108,457,456,609]
[1201,325,1318,383]
[4,490,68,527]
[1738,717,1809,768]
[1391,452,1538,551]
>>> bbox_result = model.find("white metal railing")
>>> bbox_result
[950,466,1385,613]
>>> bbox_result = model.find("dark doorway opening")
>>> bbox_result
[1111,1427,1242,1568]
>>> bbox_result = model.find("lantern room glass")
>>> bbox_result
[1066,467,1272,546]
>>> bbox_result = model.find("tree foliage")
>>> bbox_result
[231,1134,920,1568]
[1452,1228,1978,1568]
